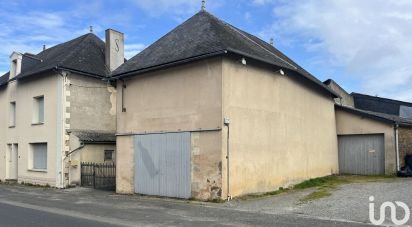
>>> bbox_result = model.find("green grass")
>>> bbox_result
[236,175,394,202]
[296,175,394,202]
[301,189,332,202]
[238,187,291,200]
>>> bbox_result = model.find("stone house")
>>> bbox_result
[0,29,123,188]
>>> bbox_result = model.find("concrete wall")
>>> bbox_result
[221,58,339,197]
[335,109,396,174]
[67,73,116,131]
[116,58,223,199]
[0,73,61,186]
[399,127,412,167]
[325,80,354,107]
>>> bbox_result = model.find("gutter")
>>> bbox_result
[112,50,227,80]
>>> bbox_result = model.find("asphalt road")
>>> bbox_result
[0,184,373,227]
[0,203,118,227]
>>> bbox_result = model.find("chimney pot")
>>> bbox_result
[43,45,46,51]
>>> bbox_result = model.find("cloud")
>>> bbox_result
[252,0,273,6]
[124,43,146,59]
[130,0,200,17]
[261,0,412,101]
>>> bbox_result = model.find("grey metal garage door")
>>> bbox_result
[338,134,385,175]
[134,132,191,198]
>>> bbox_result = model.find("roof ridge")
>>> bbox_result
[204,11,297,70]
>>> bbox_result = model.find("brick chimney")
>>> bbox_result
[105,29,125,72]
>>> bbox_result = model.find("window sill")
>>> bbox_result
[32,122,44,126]
[28,169,47,173]
[8,126,15,128]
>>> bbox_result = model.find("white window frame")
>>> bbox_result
[32,96,44,124]
[9,102,16,127]
[29,143,47,171]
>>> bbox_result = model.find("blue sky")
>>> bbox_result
[0,0,411,101]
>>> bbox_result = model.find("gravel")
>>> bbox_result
[221,178,412,225]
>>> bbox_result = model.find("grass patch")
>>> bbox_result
[301,189,332,202]
[207,198,226,203]
[297,175,394,202]
[238,187,291,200]
[236,175,394,202]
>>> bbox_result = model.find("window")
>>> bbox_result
[104,150,114,162]
[9,102,16,127]
[11,59,17,77]
[30,143,47,170]
[33,96,44,124]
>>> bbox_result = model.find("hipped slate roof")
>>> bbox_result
[352,92,412,116]
[16,33,108,80]
[336,105,412,128]
[70,130,116,144]
[0,72,9,87]
[113,10,337,98]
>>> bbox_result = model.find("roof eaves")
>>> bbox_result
[336,104,394,124]
[226,48,339,98]
[334,104,412,127]
[113,50,227,79]
[58,66,107,79]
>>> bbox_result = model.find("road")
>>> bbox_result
[0,202,116,227]
[0,184,372,227]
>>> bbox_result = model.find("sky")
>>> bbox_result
[0,0,411,101]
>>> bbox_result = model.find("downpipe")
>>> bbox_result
[395,124,400,172]
[224,117,232,201]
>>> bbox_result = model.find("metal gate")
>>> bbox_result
[134,132,191,199]
[81,162,116,191]
[338,134,385,175]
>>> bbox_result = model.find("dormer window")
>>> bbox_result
[11,60,17,77]
[9,52,22,79]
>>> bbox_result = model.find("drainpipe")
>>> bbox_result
[63,143,85,186]
[121,79,126,112]
[395,124,400,172]
[224,117,231,201]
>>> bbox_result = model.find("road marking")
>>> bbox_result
[0,199,146,227]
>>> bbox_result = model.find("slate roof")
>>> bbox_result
[113,10,337,98]
[70,130,116,144]
[16,33,108,80]
[352,93,412,116]
[0,72,9,87]
[336,104,412,128]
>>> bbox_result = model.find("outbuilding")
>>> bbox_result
[113,10,340,200]
[335,105,412,175]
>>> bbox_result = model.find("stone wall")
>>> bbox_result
[399,127,412,167]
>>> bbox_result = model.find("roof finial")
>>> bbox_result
[201,0,206,11]
[89,26,93,33]
[270,38,274,46]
